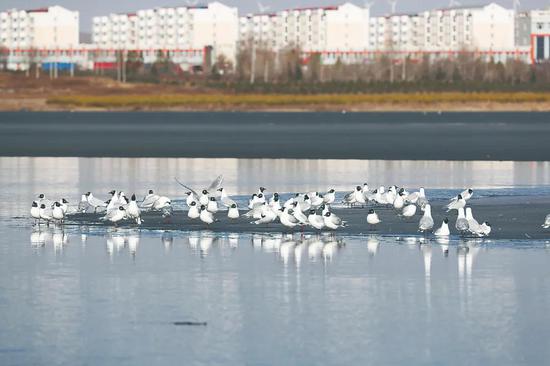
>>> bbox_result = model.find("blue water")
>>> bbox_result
[1,157,550,366]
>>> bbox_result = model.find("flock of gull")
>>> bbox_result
[29,175,550,237]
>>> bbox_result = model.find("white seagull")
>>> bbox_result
[52,201,65,223]
[323,189,336,205]
[451,188,474,202]
[434,218,450,236]
[85,192,108,212]
[402,204,417,218]
[30,201,40,224]
[418,204,434,233]
[447,194,466,212]
[199,205,215,225]
[465,207,483,236]
[188,201,200,219]
[323,211,346,230]
[100,206,126,225]
[228,203,240,219]
[455,207,470,235]
[366,209,381,229]
[39,203,53,224]
[307,209,325,230]
[280,208,299,229]
[207,196,218,213]
[126,194,142,225]
[479,222,492,236]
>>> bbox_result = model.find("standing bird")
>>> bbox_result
[185,192,196,207]
[59,198,69,214]
[269,193,282,211]
[323,211,346,230]
[307,209,325,230]
[141,189,160,209]
[374,187,387,205]
[434,218,450,236]
[199,205,215,225]
[455,207,469,235]
[52,201,65,223]
[207,196,218,213]
[30,201,40,224]
[542,214,550,229]
[39,203,53,225]
[228,203,240,219]
[188,201,200,219]
[385,186,397,205]
[198,190,210,206]
[343,186,359,207]
[292,203,309,225]
[106,190,120,212]
[465,207,482,236]
[310,192,324,208]
[418,204,434,233]
[100,206,126,226]
[280,208,299,229]
[323,189,336,205]
[78,194,92,213]
[366,209,381,229]
[393,192,405,210]
[126,194,142,225]
[37,193,52,207]
[85,192,108,212]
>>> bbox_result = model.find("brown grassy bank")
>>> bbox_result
[46,92,550,110]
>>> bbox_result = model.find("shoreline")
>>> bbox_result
[4,100,550,113]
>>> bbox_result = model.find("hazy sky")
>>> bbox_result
[2,0,549,31]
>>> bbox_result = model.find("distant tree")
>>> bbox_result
[0,46,8,71]
[126,50,144,75]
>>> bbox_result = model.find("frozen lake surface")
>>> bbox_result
[1,157,550,365]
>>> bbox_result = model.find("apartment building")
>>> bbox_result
[92,2,238,64]
[0,6,79,49]
[419,3,516,52]
[239,3,370,52]
[369,13,423,51]
[516,9,550,62]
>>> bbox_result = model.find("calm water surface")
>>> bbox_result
[1,157,550,366]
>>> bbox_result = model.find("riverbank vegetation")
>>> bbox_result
[47,92,550,109]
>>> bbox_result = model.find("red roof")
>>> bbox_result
[285,6,339,12]
[26,8,49,13]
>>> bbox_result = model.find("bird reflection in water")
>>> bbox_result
[30,226,68,253]
[105,229,140,259]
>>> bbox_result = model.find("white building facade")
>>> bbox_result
[367,3,525,62]
[0,6,80,70]
[419,3,516,52]
[240,3,370,53]
[516,9,550,62]
[92,2,239,65]
[0,6,79,50]
[368,13,423,51]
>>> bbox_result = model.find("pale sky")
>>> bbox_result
[2,0,549,31]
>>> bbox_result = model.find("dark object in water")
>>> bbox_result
[173,321,207,326]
